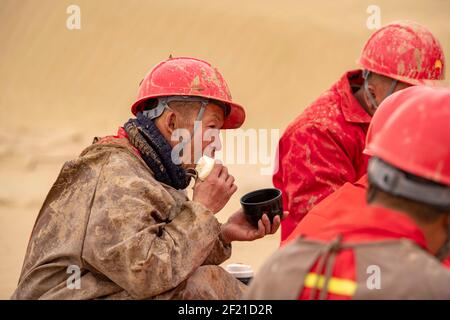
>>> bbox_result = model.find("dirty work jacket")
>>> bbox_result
[12,130,244,300]
[274,70,370,241]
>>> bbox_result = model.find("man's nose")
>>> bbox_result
[215,137,223,152]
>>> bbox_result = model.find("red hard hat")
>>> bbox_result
[363,91,406,156]
[131,56,246,129]
[367,86,450,186]
[358,21,445,86]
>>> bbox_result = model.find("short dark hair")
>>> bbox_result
[367,183,447,223]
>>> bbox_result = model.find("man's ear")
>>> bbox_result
[164,111,177,135]
[365,82,377,102]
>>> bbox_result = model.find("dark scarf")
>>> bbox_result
[124,112,191,190]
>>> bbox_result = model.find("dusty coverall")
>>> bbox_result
[11,133,245,300]
[274,70,370,241]
[284,174,450,267]
[246,205,450,299]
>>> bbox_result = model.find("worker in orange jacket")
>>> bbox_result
[247,86,450,299]
[274,21,446,241]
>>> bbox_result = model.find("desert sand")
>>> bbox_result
[0,0,449,299]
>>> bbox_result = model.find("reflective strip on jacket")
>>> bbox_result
[245,206,450,299]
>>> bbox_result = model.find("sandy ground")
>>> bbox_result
[0,0,449,299]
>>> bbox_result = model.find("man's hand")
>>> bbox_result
[192,162,237,214]
[220,209,288,244]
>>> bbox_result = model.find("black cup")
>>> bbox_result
[240,188,283,228]
[226,263,254,286]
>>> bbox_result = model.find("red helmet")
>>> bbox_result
[131,57,246,129]
[358,21,445,86]
[367,86,450,186]
[363,91,406,156]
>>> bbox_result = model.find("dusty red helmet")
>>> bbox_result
[363,90,406,156]
[131,57,246,129]
[358,21,445,86]
[367,86,450,186]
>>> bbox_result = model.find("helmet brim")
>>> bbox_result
[131,93,246,129]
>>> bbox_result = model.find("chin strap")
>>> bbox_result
[362,70,398,110]
[142,95,208,148]
[185,168,198,180]
[143,95,208,123]
[142,96,209,181]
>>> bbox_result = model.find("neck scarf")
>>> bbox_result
[123,112,191,190]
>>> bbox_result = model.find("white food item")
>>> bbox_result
[196,156,215,181]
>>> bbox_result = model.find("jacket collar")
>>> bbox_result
[336,70,372,124]
[319,204,428,251]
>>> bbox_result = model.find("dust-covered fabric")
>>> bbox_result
[274,70,371,241]
[245,237,450,300]
[11,134,244,300]
[123,112,191,190]
[246,205,450,300]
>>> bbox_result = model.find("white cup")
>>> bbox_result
[225,263,254,285]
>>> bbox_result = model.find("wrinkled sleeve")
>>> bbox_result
[273,123,357,238]
[202,234,232,266]
[82,152,223,299]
